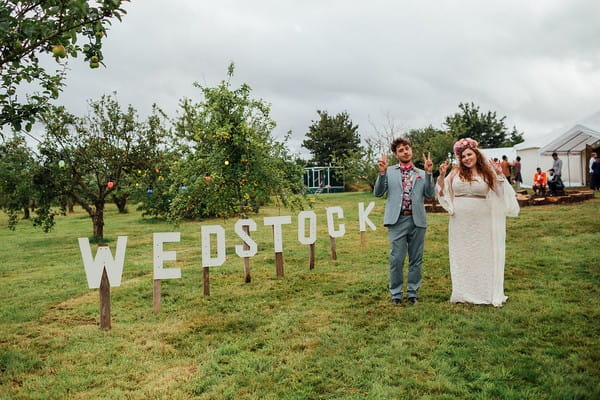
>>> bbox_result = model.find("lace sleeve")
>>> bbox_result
[490,180,520,218]
[435,174,455,215]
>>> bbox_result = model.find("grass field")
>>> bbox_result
[1,192,599,399]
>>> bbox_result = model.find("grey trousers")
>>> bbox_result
[387,215,426,299]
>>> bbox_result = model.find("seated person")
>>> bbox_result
[532,167,547,195]
[547,168,565,196]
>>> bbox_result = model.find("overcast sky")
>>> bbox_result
[46,0,600,155]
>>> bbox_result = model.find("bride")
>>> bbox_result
[436,138,520,307]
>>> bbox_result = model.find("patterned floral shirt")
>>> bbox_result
[400,164,414,211]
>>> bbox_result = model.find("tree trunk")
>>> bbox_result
[23,206,30,220]
[92,203,105,239]
[113,194,128,214]
[67,198,75,213]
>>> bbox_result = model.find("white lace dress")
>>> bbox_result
[436,175,519,307]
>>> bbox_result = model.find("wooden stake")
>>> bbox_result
[272,225,284,277]
[153,279,161,313]
[275,252,284,277]
[99,267,111,331]
[360,231,366,251]
[329,235,337,260]
[243,225,251,283]
[309,243,315,270]
[203,267,210,296]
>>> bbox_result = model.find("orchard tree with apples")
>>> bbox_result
[0,0,128,135]
[34,93,169,239]
[140,63,306,222]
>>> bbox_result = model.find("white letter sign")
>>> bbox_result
[201,225,226,267]
[78,236,127,288]
[153,232,181,280]
[235,219,258,258]
[326,206,345,238]
[297,211,317,245]
[264,216,292,252]
[358,202,376,232]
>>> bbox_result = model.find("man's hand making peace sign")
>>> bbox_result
[422,152,433,174]
[377,153,389,175]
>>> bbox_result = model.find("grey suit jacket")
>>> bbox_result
[373,166,434,228]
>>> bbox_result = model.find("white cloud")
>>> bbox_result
[49,0,600,154]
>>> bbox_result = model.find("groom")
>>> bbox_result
[373,137,434,305]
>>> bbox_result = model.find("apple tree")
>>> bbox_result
[0,134,37,227]
[139,64,306,221]
[36,93,169,239]
[0,0,128,135]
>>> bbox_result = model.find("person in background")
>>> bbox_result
[547,168,564,196]
[591,155,600,191]
[552,152,563,179]
[532,167,547,196]
[590,152,597,190]
[513,156,523,190]
[501,155,512,184]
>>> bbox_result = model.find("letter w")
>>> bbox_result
[78,236,127,288]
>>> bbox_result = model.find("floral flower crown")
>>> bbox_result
[453,138,479,157]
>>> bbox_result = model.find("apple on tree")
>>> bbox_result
[51,45,67,58]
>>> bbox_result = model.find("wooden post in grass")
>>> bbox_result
[274,224,284,277]
[203,267,210,296]
[78,239,127,330]
[264,216,291,278]
[298,211,317,270]
[153,279,161,313]
[275,252,284,277]
[329,235,337,260]
[243,225,251,283]
[99,266,111,331]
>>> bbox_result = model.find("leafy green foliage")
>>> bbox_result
[0,135,36,228]
[444,102,525,148]
[140,64,306,221]
[303,110,361,166]
[336,144,376,191]
[406,125,456,168]
[0,0,128,134]
[36,93,169,238]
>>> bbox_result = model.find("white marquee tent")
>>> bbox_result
[538,110,600,186]
[478,111,600,188]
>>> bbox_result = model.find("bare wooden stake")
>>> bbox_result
[272,225,284,277]
[203,267,210,296]
[275,252,284,277]
[329,235,337,260]
[243,224,251,283]
[99,267,111,331]
[309,243,315,270]
[153,279,161,313]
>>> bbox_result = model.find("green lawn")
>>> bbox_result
[1,192,599,399]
